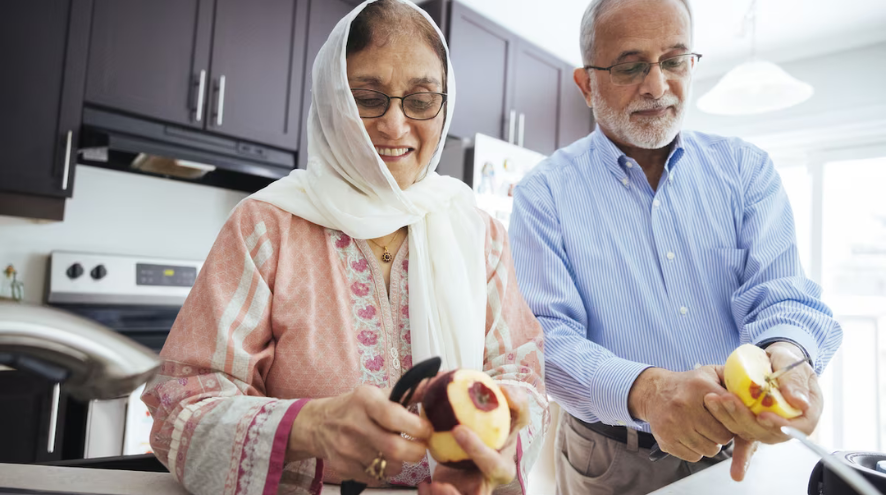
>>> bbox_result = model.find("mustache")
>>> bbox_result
[628,94,681,113]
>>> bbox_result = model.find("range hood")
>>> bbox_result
[78,107,295,193]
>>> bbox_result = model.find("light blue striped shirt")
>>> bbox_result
[509,127,843,432]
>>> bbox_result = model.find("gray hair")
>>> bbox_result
[580,0,693,66]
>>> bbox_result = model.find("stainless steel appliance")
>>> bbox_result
[0,251,200,464]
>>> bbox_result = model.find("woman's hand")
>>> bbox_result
[287,384,433,483]
[418,385,531,495]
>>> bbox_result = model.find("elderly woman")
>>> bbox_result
[140,1,549,494]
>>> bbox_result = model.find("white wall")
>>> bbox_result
[0,165,247,304]
[683,42,886,143]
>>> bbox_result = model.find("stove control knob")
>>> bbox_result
[66,263,84,279]
[90,265,107,280]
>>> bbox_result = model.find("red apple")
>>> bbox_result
[421,369,510,469]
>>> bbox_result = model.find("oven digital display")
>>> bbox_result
[136,263,197,287]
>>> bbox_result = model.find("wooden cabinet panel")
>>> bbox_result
[85,0,213,127]
[208,0,307,149]
[0,0,91,203]
[447,2,514,142]
[297,0,354,169]
[512,43,562,155]
[558,65,595,148]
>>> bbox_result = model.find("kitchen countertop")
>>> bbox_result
[0,464,416,495]
[1,439,819,495]
[650,439,821,494]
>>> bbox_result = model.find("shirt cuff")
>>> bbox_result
[589,356,651,429]
[265,398,323,495]
[753,324,819,367]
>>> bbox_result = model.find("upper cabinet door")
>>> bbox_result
[0,0,91,199]
[297,0,354,169]
[447,2,515,142]
[85,0,213,128]
[511,43,563,156]
[207,0,307,150]
[558,64,595,149]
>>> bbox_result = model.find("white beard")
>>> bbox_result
[591,77,687,150]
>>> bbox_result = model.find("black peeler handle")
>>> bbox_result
[341,357,442,495]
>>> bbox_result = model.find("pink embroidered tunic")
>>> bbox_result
[142,199,549,495]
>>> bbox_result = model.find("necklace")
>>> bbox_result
[367,230,402,263]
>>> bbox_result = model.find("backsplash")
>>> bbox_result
[0,165,247,304]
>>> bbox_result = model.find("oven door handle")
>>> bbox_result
[47,383,60,454]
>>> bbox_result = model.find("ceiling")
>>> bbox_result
[449,0,886,79]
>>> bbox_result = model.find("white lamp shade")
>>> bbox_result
[697,60,814,115]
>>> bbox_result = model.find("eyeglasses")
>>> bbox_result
[351,88,447,120]
[584,53,702,87]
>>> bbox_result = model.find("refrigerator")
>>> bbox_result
[471,133,547,229]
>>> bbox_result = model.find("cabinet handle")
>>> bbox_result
[215,75,226,127]
[47,383,60,454]
[195,70,207,122]
[508,110,516,144]
[61,130,72,191]
[517,113,525,148]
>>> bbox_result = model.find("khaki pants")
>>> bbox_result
[555,411,731,495]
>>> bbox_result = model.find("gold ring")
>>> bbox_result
[364,452,387,481]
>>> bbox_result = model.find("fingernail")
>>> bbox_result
[759,418,773,428]
[744,461,750,474]
[724,401,735,413]
[708,401,720,412]
[795,393,809,406]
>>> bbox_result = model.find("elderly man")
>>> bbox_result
[509,0,843,493]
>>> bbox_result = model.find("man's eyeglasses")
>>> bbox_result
[584,53,702,87]
[351,88,447,120]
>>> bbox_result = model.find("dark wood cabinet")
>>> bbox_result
[207,0,308,149]
[85,0,307,150]
[558,64,595,148]
[512,43,563,155]
[0,0,92,211]
[444,1,593,156]
[297,0,355,169]
[447,1,515,143]
[85,0,212,128]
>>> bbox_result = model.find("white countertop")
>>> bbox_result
[650,440,821,495]
[0,464,416,494]
[0,439,818,495]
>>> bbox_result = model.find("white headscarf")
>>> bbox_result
[249,0,485,372]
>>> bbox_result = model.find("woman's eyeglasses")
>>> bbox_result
[584,53,702,86]
[351,88,447,120]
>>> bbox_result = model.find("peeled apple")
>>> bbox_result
[724,344,802,419]
[421,369,510,469]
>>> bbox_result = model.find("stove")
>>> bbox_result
[0,251,201,465]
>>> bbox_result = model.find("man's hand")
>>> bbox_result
[628,367,733,462]
[704,342,822,481]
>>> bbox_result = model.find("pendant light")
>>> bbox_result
[697,0,814,115]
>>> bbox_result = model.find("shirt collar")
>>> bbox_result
[590,125,686,178]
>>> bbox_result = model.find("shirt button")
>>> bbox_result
[653,200,661,208]
[667,251,675,260]
[680,306,689,315]
[617,420,626,426]
[621,178,629,187]
[626,162,633,169]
